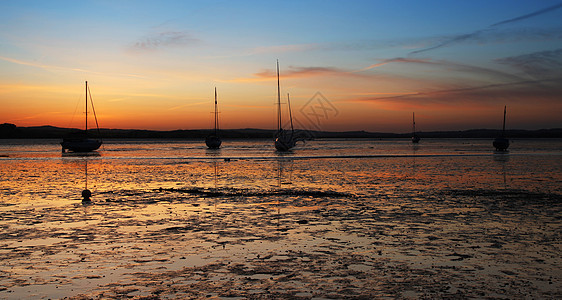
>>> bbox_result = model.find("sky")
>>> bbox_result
[1,0,561,133]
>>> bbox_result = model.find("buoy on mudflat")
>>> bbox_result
[82,189,92,202]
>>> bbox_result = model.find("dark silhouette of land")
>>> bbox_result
[1,123,561,139]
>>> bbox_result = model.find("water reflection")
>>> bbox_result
[411,144,419,170]
[61,151,101,158]
[493,152,510,163]
[213,160,218,190]
[1,140,561,299]
[61,152,99,203]
[205,147,222,157]
[81,159,92,203]
[273,158,295,229]
[276,158,294,188]
[493,153,510,189]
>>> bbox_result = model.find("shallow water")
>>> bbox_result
[0,139,561,299]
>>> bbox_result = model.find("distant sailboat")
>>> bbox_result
[411,112,420,143]
[493,105,509,151]
[274,60,298,152]
[61,81,102,152]
[205,87,222,149]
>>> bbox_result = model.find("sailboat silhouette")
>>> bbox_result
[61,81,102,152]
[411,112,420,143]
[205,87,222,149]
[274,60,298,152]
[493,106,509,151]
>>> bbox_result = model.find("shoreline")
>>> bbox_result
[2,123,562,139]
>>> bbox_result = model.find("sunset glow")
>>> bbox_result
[1,1,561,132]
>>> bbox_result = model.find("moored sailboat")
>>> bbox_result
[274,60,298,152]
[205,87,222,149]
[493,105,509,151]
[412,112,420,143]
[61,81,102,152]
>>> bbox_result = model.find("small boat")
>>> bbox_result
[61,81,102,152]
[411,112,420,143]
[205,87,222,149]
[493,105,509,151]
[274,60,298,152]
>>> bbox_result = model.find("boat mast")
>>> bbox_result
[412,112,415,134]
[85,81,88,134]
[502,105,506,137]
[214,87,218,135]
[85,160,88,190]
[277,60,281,132]
[287,93,294,134]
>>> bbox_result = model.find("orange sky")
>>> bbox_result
[1,1,561,132]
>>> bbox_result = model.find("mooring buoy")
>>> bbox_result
[82,189,92,202]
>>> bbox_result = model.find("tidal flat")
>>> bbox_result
[0,139,560,299]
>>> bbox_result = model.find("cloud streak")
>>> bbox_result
[251,44,319,55]
[231,65,367,82]
[351,77,562,108]
[491,3,562,27]
[410,3,562,55]
[496,48,562,79]
[409,30,489,55]
[354,57,431,72]
[255,66,351,78]
[233,55,531,85]
[167,101,208,111]
[355,57,528,83]
[0,56,146,79]
[130,31,199,52]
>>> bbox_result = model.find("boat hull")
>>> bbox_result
[275,136,296,152]
[412,135,420,143]
[493,137,509,151]
[205,135,222,149]
[61,138,102,152]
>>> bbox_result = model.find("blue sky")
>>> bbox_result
[1,0,561,131]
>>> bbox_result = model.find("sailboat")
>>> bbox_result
[493,105,509,151]
[61,81,102,152]
[205,87,222,149]
[411,112,420,143]
[274,60,297,152]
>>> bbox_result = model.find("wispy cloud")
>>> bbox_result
[0,55,146,79]
[204,43,320,60]
[231,65,366,82]
[0,56,49,69]
[491,3,562,27]
[250,44,319,55]
[223,104,271,109]
[129,31,199,52]
[350,78,562,108]
[231,57,523,84]
[496,48,562,79]
[355,57,528,83]
[167,101,208,111]
[410,3,562,55]
[354,58,431,72]
[410,30,489,55]
[255,66,351,79]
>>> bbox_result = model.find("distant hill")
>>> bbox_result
[1,123,561,139]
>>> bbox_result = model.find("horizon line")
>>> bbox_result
[3,123,561,136]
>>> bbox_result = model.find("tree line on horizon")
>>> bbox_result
[1,123,561,139]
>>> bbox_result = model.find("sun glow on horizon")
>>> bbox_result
[1,1,561,132]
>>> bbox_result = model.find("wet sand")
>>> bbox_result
[1,146,561,299]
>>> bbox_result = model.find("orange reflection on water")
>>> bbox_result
[1,148,561,299]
